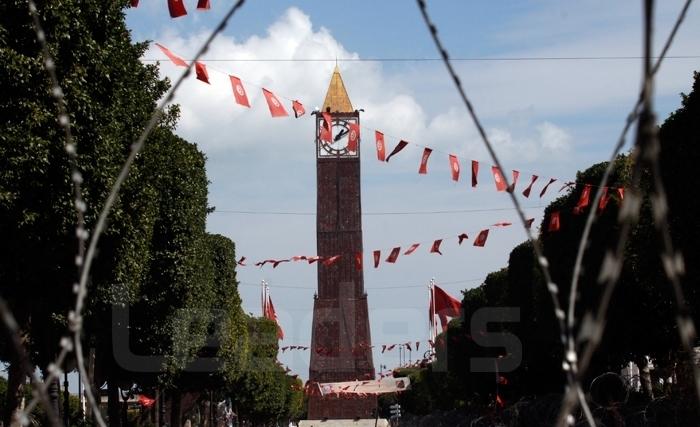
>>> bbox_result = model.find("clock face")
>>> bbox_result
[318,118,359,157]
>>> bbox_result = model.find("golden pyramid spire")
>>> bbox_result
[322,65,353,113]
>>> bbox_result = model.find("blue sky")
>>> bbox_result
[122,0,699,381]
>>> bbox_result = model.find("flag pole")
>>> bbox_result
[429,278,436,346]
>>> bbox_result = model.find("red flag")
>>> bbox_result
[471,160,479,187]
[320,112,333,142]
[548,211,560,232]
[354,252,363,271]
[138,395,155,407]
[386,247,400,263]
[506,170,520,193]
[155,43,187,67]
[347,123,360,152]
[386,140,408,162]
[432,285,461,331]
[522,175,539,198]
[381,345,387,353]
[539,178,557,198]
[375,131,386,161]
[262,88,288,117]
[168,0,187,18]
[492,222,512,227]
[458,233,469,245]
[497,375,509,385]
[598,187,611,212]
[265,295,284,340]
[496,394,505,408]
[197,0,211,9]
[130,0,139,7]
[492,166,508,192]
[617,187,625,200]
[573,184,592,214]
[386,344,396,351]
[237,256,246,266]
[272,259,290,268]
[430,239,443,255]
[404,243,420,255]
[292,100,305,118]
[229,75,250,107]
[473,229,490,247]
[416,341,420,351]
[405,342,412,351]
[418,148,432,174]
[322,255,341,266]
[449,155,460,181]
[559,181,575,193]
[373,250,381,268]
[194,61,210,84]
[525,218,535,229]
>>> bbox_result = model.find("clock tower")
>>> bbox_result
[308,66,376,419]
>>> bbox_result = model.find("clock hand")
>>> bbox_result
[333,129,349,142]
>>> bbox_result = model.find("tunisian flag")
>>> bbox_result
[375,131,386,161]
[264,295,284,340]
[320,112,333,142]
[262,88,289,117]
[522,175,539,198]
[449,155,460,181]
[473,229,490,247]
[492,166,508,192]
[386,247,401,263]
[548,211,561,232]
[168,0,187,18]
[292,100,305,118]
[430,285,461,331]
[539,178,557,198]
[155,43,187,67]
[573,184,592,214]
[229,75,250,107]
[385,140,408,162]
[471,160,479,187]
[418,148,432,174]
[347,123,360,152]
[197,0,211,9]
[194,61,210,84]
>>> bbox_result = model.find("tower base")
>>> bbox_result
[307,394,376,420]
[300,419,389,427]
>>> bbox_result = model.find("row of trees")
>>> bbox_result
[0,1,302,425]
[396,71,700,422]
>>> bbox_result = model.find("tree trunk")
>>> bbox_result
[170,390,182,427]
[108,380,122,427]
[3,359,26,426]
[85,346,96,422]
[121,390,129,426]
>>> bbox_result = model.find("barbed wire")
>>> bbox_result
[560,0,700,421]
[414,1,597,424]
[557,0,700,425]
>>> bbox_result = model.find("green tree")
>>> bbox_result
[0,1,252,423]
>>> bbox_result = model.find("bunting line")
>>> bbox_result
[152,42,626,200]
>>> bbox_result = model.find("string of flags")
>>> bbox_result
[235,219,526,272]
[152,42,626,203]
[234,184,623,271]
